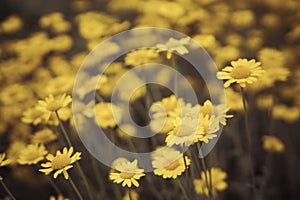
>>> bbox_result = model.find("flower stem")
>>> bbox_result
[182,144,191,187]
[240,87,256,194]
[55,111,95,200]
[69,176,84,200]
[176,179,191,200]
[172,56,178,94]
[128,189,132,200]
[197,143,212,199]
[0,179,16,200]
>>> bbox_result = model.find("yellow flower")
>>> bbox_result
[262,135,285,153]
[0,15,23,34]
[32,129,57,144]
[0,153,11,167]
[230,10,255,29]
[194,168,228,196]
[125,48,160,67]
[18,144,48,165]
[39,12,71,34]
[194,115,219,144]
[109,159,145,188]
[6,141,26,165]
[152,147,190,179]
[39,147,81,179]
[37,93,72,120]
[22,106,45,125]
[217,58,264,88]
[258,48,286,69]
[95,102,122,129]
[272,104,299,123]
[156,37,190,59]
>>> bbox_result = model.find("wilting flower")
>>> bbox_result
[39,147,81,179]
[217,58,264,88]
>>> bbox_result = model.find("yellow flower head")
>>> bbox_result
[0,15,23,34]
[37,93,72,120]
[125,48,160,67]
[262,135,285,153]
[0,153,12,167]
[18,144,48,165]
[152,147,190,179]
[39,147,81,179]
[194,168,228,196]
[217,58,264,88]
[32,129,57,144]
[22,106,45,125]
[95,102,122,129]
[109,159,145,188]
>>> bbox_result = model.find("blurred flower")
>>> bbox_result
[230,10,255,29]
[194,168,228,196]
[194,115,219,144]
[39,12,71,34]
[49,195,68,200]
[0,153,11,167]
[262,135,285,153]
[6,141,25,165]
[109,159,145,188]
[256,95,274,110]
[152,147,190,179]
[258,48,286,69]
[39,147,81,179]
[18,144,48,165]
[95,102,122,128]
[22,106,45,125]
[217,58,264,88]
[125,48,160,66]
[32,129,57,144]
[0,15,23,34]
[156,37,190,59]
[37,93,72,120]
[272,104,299,123]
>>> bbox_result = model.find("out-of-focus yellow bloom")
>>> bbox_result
[272,104,299,123]
[258,48,286,69]
[256,95,274,110]
[39,12,71,34]
[109,159,145,188]
[50,35,73,52]
[49,194,67,200]
[261,13,281,29]
[194,168,228,196]
[125,48,160,66]
[230,10,255,29]
[217,58,264,88]
[39,147,81,179]
[193,34,219,51]
[7,141,26,165]
[18,144,48,165]
[32,129,57,144]
[0,15,23,34]
[95,102,122,129]
[152,147,190,179]
[22,106,45,125]
[262,135,285,153]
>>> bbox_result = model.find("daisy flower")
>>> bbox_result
[95,102,122,129]
[194,115,219,144]
[39,147,81,179]
[37,93,72,120]
[124,48,160,66]
[22,106,45,125]
[217,58,264,88]
[156,37,190,59]
[152,147,190,179]
[18,144,48,165]
[109,159,145,188]
[193,168,228,196]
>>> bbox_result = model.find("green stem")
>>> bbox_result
[55,111,95,200]
[69,176,84,200]
[0,179,16,200]
[240,87,256,194]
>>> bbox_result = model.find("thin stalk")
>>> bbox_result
[197,143,212,199]
[128,189,132,200]
[0,179,16,200]
[55,111,95,200]
[48,177,62,195]
[240,87,256,194]
[69,176,84,200]
[176,179,191,200]
[171,56,178,94]
[182,144,191,187]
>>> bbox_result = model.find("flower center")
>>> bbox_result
[120,172,135,179]
[165,160,180,170]
[52,154,71,170]
[230,66,251,79]
[46,100,63,112]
